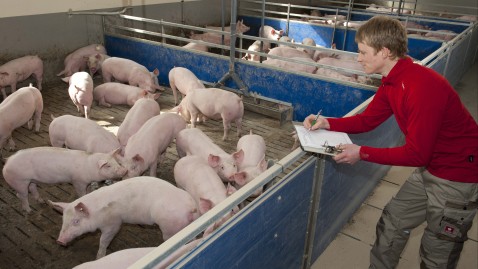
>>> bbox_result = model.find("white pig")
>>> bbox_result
[117,97,161,149]
[191,20,250,46]
[297,37,317,58]
[49,176,200,259]
[263,57,317,74]
[57,44,107,77]
[243,40,271,62]
[182,42,209,52]
[317,56,365,77]
[0,55,43,99]
[49,114,121,154]
[120,113,186,179]
[85,53,110,77]
[175,128,244,182]
[176,88,244,140]
[2,147,126,212]
[0,85,43,155]
[62,71,94,119]
[168,67,205,105]
[233,130,268,197]
[101,57,162,93]
[93,82,160,107]
[258,25,284,48]
[267,46,312,60]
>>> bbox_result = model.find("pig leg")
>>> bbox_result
[97,224,122,259]
[190,111,198,128]
[7,136,15,151]
[1,87,6,99]
[14,185,31,213]
[28,183,45,204]
[84,106,91,119]
[98,97,112,108]
[32,72,43,91]
[148,154,161,177]
[222,120,231,141]
[33,110,42,133]
[235,118,242,138]
[170,80,179,105]
[176,144,186,158]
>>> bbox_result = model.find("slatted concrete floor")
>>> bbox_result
[0,80,297,269]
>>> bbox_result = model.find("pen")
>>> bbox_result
[309,109,322,131]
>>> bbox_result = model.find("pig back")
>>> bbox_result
[101,57,148,82]
[0,86,41,127]
[237,133,266,169]
[176,128,225,158]
[117,98,161,147]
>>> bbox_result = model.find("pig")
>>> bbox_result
[267,46,312,60]
[174,155,234,214]
[317,56,365,78]
[93,82,160,107]
[2,147,126,213]
[315,67,359,83]
[57,44,107,77]
[49,176,201,259]
[168,67,205,105]
[243,40,271,62]
[85,53,110,77]
[101,57,162,93]
[297,37,317,58]
[175,128,244,182]
[49,114,121,154]
[193,20,250,46]
[0,55,43,99]
[120,113,186,179]
[62,71,94,119]
[258,25,284,48]
[175,88,244,140]
[117,97,161,149]
[0,85,43,156]
[262,57,317,74]
[278,36,296,48]
[424,30,457,41]
[182,42,209,52]
[232,130,268,197]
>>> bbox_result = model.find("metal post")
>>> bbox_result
[301,155,326,269]
[342,0,354,50]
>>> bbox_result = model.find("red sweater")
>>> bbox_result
[328,57,478,183]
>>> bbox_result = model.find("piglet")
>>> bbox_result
[117,97,161,149]
[101,57,162,93]
[121,113,186,179]
[243,40,271,62]
[176,87,244,140]
[168,67,205,105]
[176,128,243,182]
[0,85,43,156]
[263,57,317,74]
[93,82,160,107]
[182,42,209,52]
[49,114,121,154]
[57,44,107,77]
[2,147,126,212]
[258,25,284,48]
[0,55,43,99]
[49,176,200,259]
[85,53,110,77]
[267,46,312,60]
[233,130,268,197]
[62,71,94,119]
[317,56,365,78]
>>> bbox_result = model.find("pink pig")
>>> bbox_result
[49,176,200,259]
[49,114,121,154]
[2,147,126,212]
[93,82,160,107]
[57,44,107,77]
[101,57,162,93]
[0,55,43,99]
[176,128,244,182]
[263,57,317,74]
[62,71,94,119]
[267,46,313,60]
[0,85,43,155]
[120,113,187,179]
[117,98,161,149]
[85,53,110,77]
[233,130,268,197]
[176,87,244,140]
[258,25,284,48]
[168,67,205,105]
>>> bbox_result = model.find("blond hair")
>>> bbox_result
[355,16,408,59]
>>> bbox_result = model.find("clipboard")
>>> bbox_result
[293,122,352,156]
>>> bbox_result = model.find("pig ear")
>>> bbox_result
[258,155,268,171]
[74,202,90,217]
[153,68,159,76]
[48,200,69,214]
[233,149,244,165]
[270,29,276,35]
[226,183,237,196]
[97,159,108,169]
[233,171,247,185]
[112,147,123,157]
[199,198,213,215]
[133,154,144,163]
[141,90,148,96]
[153,93,160,100]
[207,154,220,168]
[279,30,284,35]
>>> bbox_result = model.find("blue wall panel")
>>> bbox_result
[173,158,317,269]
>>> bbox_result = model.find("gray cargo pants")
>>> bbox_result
[369,168,478,269]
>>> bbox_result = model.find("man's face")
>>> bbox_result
[357,42,386,75]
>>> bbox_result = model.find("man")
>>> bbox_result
[303,16,478,268]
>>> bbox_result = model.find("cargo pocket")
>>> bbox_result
[437,200,478,242]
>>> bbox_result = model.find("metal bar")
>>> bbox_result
[67,6,131,18]
[301,156,326,269]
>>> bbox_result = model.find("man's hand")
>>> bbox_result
[333,144,361,165]
[303,114,330,130]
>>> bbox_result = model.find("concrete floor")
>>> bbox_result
[312,60,478,269]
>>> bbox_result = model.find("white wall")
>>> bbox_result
[0,0,198,18]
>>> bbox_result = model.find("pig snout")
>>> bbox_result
[56,239,68,246]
